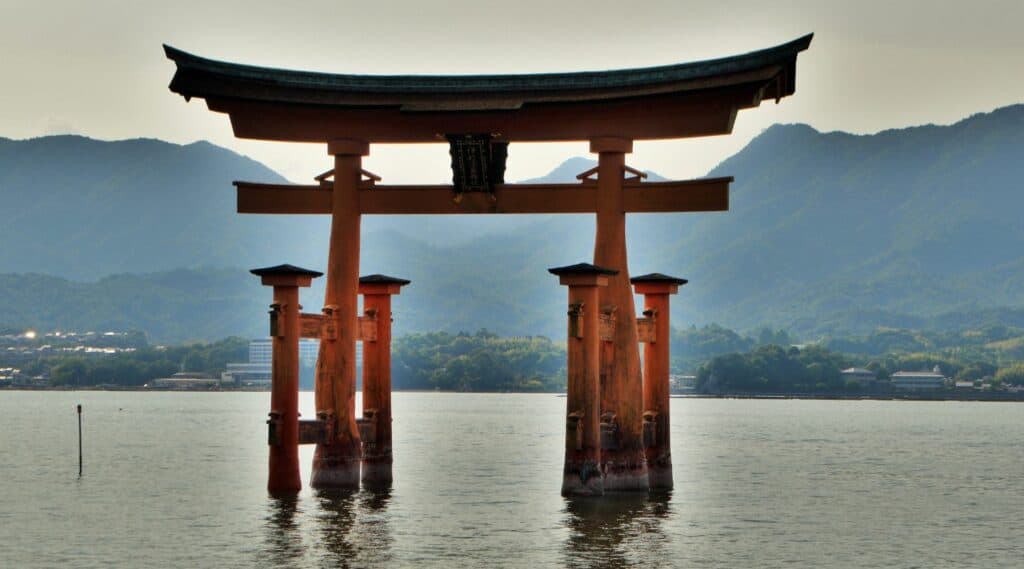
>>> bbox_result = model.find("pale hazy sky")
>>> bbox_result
[2,0,1022,183]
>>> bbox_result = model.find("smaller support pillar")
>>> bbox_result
[550,262,618,497]
[358,274,411,487]
[631,273,687,490]
[252,263,322,495]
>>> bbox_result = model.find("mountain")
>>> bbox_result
[672,104,1024,335]
[0,135,330,279]
[2,105,1024,342]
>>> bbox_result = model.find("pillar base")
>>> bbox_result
[267,469,302,495]
[646,461,674,490]
[311,444,361,489]
[602,450,649,491]
[561,460,604,497]
[360,456,393,487]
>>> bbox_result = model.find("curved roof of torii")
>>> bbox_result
[164,34,812,143]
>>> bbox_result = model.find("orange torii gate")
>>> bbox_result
[165,34,811,495]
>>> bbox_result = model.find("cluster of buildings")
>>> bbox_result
[151,339,325,389]
[153,338,364,390]
[0,330,143,387]
[840,366,950,391]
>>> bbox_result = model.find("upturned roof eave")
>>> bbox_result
[164,34,812,107]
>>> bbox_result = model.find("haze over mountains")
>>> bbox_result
[1,104,1022,342]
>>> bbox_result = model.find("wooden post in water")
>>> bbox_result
[76,404,82,477]
[358,274,410,487]
[312,139,369,489]
[591,137,649,491]
[252,264,322,494]
[632,273,686,489]
[550,263,617,497]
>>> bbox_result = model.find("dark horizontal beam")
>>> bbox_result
[235,178,730,215]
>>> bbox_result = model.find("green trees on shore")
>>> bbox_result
[41,337,247,387]
[392,329,565,392]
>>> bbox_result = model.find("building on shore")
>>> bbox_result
[151,372,219,389]
[221,338,362,388]
[890,366,946,390]
[221,363,271,387]
[840,367,878,387]
[670,374,697,393]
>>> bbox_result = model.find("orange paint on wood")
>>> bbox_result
[558,272,608,496]
[311,145,365,489]
[254,269,317,495]
[235,179,730,216]
[592,141,649,491]
[211,87,758,143]
[359,287,396,486]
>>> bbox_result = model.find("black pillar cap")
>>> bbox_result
[547,262,619,276]
[250,264,324,278]
[359,274,411,286]
[630,273,688,285]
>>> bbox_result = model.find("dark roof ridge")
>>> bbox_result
[164,34,812,97]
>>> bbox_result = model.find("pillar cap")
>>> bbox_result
[359,274,411,295]
[548,263,619,276]
[632,272,686,295]
[327,139,369,156]
[589,137,633,154]
[251,264,322,287]
[549,263,617,287]
[359,274,411,286]
[630,273,687,285]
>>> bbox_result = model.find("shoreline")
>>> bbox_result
[3,385,1023,401]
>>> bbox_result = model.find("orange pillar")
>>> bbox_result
[252,264,321,494]
[312,139,368,489]
[632,273,686,490]
[358,274,410,487]
[591,136,648,491]
[550,263,615,496]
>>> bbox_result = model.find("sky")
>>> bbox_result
[2,0,1022,183]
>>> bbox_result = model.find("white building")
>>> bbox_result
[890,366,946,390]
[152,372,219,389]
[221,362,271,386]
[840,367,878,386]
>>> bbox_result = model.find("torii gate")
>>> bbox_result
[165,34,811,495]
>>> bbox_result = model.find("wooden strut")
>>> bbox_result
[299,312,376,341]
[235,178,731,216]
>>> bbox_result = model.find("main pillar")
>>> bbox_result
[358,274,410,487]
[590,137,648,491]
[550,263,615,496]
[632,273,686,489]
[252,264,322,494]
[312,139,369,489]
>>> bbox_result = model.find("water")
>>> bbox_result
[1,392,1021,568]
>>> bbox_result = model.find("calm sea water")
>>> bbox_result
[0,392,1021,568]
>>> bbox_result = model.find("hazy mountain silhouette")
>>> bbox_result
[2,105,1023,341]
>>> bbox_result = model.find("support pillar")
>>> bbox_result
[550,263,616,497]
[632,273,687,489]
[358,274,411,487]
[590,137,648,491]
[252,264,322,495]
[312,139,369,489]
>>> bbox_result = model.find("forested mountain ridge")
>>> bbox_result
[2,104,1023,341]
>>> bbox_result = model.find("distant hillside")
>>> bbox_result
[671,104,1024,335]
[0,136,337,279]
[3,105,1024,341]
